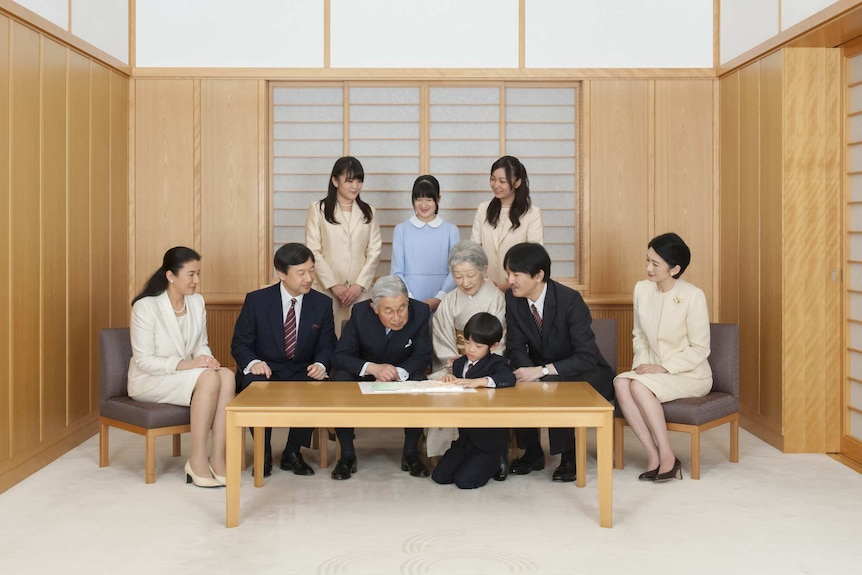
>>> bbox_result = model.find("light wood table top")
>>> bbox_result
[225,380,614,528]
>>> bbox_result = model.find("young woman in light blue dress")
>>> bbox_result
[391,175,460,312]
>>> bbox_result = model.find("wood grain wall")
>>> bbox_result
[719,47,843,453]
[130,77,717,378]
[0,14,129,493]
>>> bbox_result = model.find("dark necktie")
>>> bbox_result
[284,298,297,359]
[465,362,476,377]
[531,303,543,333]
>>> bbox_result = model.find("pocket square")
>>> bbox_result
[312,324,320,329]
[405,338,412,348]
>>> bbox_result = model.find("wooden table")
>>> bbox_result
[225,380,614,528]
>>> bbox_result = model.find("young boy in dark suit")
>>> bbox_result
[431,312,515,489]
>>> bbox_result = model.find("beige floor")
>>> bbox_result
[1,425,861,575]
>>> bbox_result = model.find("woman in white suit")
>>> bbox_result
[306,156,382,335]
[471,155,543,291]
[129,247,235,488]
[614,233,713,483]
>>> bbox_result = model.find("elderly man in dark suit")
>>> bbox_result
[231,243,337,477]
[330,275,433,480]
[503,242,614,482]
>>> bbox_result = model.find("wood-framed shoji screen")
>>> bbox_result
[270,81,583,283]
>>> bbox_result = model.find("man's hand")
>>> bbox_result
[250,361,272,378]
[307,363,327,380]
[367,363,399,382]
[514,366,545,382]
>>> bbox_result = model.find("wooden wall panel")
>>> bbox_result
[654,80,715,311]
[10,22,42,454]
[206,305,241,370]
[719,71,740,324]
[737,62,762,416]
[40,37,68,437]
[90,63,111,412]
[68,52,91,423]
[0,14,11,464]
[200,79,260,297]
[133,79,195,288]
[759,50,783,429]
[110,72,129,327]
[589,80,650,295]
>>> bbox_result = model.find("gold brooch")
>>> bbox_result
[673,296,682,304]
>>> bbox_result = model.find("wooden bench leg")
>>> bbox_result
[576,427,587,487]
[99,422,109,467]
[172,434,182,457]
[318,428,329,468]
[730,416,740,463]
[614,418,625,470]
[690,428,700,480]
[145,431,156,484]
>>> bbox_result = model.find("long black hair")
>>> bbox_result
[132,246,201,305]
[485,155,531,230]
[319,156,373,225]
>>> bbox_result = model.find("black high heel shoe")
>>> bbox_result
[653,458,683,482]
[638,465,660,481]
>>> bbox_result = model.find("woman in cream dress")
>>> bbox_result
[614,233,712,482]
[305,156,382,336]
[427,240,506,456]
[471,156,543,291]
[129,247,235,488]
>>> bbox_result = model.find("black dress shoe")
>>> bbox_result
[509,453,545,475]
[552,460,577,482]
[280,451,315,476]
[331,456,357,480]
[493,452,508,481]
[400,453,430,477]
[252,449,273,478]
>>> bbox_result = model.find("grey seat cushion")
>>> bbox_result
[662,392,739,426]
[101,397,190,429]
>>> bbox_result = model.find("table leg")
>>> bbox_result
[597,414,613,528]
[576,427,587,488]
[253,427,264,488]
[226,415,241,528]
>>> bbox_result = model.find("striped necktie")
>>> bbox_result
[284,298,297,359]
[531,303,543,333]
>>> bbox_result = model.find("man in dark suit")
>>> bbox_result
[503,242,614,482]
[231,243,337,477]
[330,275,432,480]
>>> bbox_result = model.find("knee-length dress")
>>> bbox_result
[305,201,382,336]
[615,279,712,402]
[128,292,212,406]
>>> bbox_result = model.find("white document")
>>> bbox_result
[357,380,478,395]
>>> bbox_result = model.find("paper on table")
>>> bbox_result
[357,380,478,395]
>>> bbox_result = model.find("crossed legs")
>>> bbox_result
[189,368,236,478]
[613,377,676,473]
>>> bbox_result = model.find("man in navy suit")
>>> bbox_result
[330,275,432,480]
[503,242,614,482]
[231,243,337,477]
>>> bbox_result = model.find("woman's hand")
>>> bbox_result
[343,283,364,307]
[494,280,510,292]
[634,363,668,375]
[330,284,347,303]
[179,355,220,371]
[424,297,441,312]
[437,374,457,383]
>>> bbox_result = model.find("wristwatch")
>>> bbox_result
[541,365,550,377]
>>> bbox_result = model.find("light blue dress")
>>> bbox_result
[391,216,461,302]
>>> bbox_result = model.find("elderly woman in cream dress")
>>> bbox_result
[427,240,507,455]
[614,233,712,483]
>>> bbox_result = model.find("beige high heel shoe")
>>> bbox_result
[208,462,226,486]
[185,460,221,488]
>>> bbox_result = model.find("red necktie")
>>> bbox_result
[284,298,297,359]
[531,303,543,333]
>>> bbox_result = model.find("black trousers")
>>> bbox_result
[432,436,503,489]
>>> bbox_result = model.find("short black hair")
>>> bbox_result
[503,242,550,281]
[411,175,440,214]
[274,243,315,274]
[463,312,504,347]
[648,233,691,278]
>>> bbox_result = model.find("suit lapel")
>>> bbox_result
[157,292,186,357]
[541,281,557,346]
[267,284,285,358]
[296,292,315,356]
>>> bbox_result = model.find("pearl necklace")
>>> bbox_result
[172,300,186,315]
